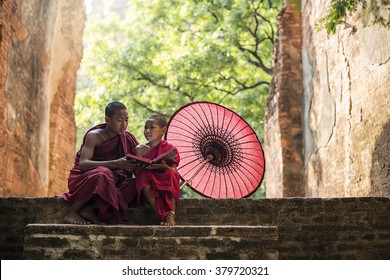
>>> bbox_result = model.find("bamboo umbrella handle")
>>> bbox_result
[180,154,214,189]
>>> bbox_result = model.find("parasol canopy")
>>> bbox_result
[165,101,265,198]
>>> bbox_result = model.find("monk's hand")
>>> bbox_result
[147,160,171,170]
[117,157,137,172]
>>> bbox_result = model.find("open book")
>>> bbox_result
[126,147,177,167]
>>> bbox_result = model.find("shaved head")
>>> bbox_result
[105,102,127,118]
[147,114,167,128]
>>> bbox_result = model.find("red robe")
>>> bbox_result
[136,140,180,222]
[62,124,138,223]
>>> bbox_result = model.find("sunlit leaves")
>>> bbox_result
[76,0,281,182]
[316,0,390,34]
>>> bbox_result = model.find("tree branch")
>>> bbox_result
[121,62,195,100]
[204,74,270,95]
[131,97,171,118]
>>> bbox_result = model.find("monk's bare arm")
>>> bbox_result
[135,144,149,157]
[79,132,135,172]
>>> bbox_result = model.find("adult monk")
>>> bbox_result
[134,114,180,226]
[62,102,138,225]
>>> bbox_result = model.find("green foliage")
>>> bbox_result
[76,0,282,197]
[316,0,390,34]
[179,183,266,199]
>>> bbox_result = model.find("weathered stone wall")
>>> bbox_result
[265,0,303,198]
[1,197,389,260]
[265,0,390,198]
[47,1,85,196]
[0,0,85,196]
[301,1,390,197]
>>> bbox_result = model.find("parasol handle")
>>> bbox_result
[180,154,214,190]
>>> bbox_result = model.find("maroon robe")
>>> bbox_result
[135,140,180,222]
[62,124,138,223]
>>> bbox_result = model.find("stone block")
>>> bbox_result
[23,224,279,260]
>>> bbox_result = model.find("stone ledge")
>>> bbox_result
[24,224,279,260]
[2,197,389,259]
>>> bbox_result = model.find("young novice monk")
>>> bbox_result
[63,102,138,225]
[135,114,180,226]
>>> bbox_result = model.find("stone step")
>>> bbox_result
[23,224,278,260]
[2,197,388,260]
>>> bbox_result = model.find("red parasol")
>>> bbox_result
[165,101,265,198]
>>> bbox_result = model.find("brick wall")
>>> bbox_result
[47,1,86,196]
[0,0,85,197]
[0,197,389,259]
[265,0,303,197]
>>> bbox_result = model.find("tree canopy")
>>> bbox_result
[76,0,282,197]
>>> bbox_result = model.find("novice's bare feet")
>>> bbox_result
[64,212,90,225]
[80,205,105,225]
[163,211,176,226]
